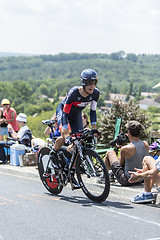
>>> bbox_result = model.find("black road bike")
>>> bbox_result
[38,129,110,203]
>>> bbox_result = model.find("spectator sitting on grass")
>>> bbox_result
[98,121,150,186]
[129,155,160,204]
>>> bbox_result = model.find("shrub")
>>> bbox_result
[25,104,41,115]
[98,100,151,145]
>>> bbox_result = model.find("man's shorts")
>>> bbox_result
[0,127,9,136]
[111,161,142,186]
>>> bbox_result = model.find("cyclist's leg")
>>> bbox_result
[43,104,64,172]
[49,103,73,170]
[55,103,65,150]
[69,112,83,133]
[68,112,83,189]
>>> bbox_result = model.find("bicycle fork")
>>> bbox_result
[74,140,94,178]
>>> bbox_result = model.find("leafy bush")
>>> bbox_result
[40,102,54,112]
[25,104,42,115]
[98,100,151,145]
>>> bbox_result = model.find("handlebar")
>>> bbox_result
[70,129,101,141]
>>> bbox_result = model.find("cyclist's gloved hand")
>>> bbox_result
[97,130,101,138]
[92,129,101,139]
[65,136,72,145]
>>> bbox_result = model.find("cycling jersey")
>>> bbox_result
[56,86,99,133]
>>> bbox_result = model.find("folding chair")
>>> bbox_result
[95,117,122,157]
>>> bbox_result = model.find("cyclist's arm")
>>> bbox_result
[90,101,97,127]
[90,88,99,128]
[62,89,75,130]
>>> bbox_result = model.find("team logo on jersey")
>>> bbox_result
[89,96,92,101]
[78,97,81,100]
[77,102,90,107]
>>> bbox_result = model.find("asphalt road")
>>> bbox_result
[0,171,160,240]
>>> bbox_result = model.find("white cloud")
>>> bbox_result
[0,0,159,54]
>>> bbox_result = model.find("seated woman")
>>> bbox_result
[8,113,32,147]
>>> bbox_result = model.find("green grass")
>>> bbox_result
[149,112,160,130]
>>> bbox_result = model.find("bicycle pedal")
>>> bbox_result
[70,177,81,190]
[72,185,81,190]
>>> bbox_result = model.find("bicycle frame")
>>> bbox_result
[69,138,96,178]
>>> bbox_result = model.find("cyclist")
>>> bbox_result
[44,69,100,188]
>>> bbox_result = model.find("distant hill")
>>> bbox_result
[0,52,36,57]
[0,51,160,94]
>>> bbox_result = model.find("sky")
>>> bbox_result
[0,0,160,55]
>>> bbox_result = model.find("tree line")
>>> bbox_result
[0,51,160,116]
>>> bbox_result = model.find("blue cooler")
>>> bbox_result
[4,147,10,155]
[10,144,26,166]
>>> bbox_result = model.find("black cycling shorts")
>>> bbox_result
[56,102,83,133]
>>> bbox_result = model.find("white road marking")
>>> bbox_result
[147,238,160,240]
[94,205,160,227]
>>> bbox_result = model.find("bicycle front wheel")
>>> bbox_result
[76,148,110,203]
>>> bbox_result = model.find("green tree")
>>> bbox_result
[39,84,49,96]
[40,102,54,112]
[135,85,142,101]
[98,100,151,145]
[0,82,10,100]
[110,51,125,60]
[128,82,133,95]
[25,104,41,115]
[126,53,138,62]
[11,80,32,101]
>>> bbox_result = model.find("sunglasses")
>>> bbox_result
[85,80,97,86]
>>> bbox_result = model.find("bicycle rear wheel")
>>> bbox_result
[76,148,110,202]
[38,147,63,195]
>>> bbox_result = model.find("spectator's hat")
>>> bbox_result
[1,99,10,106]
[16,113,27,123]
[125,120,142,136]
